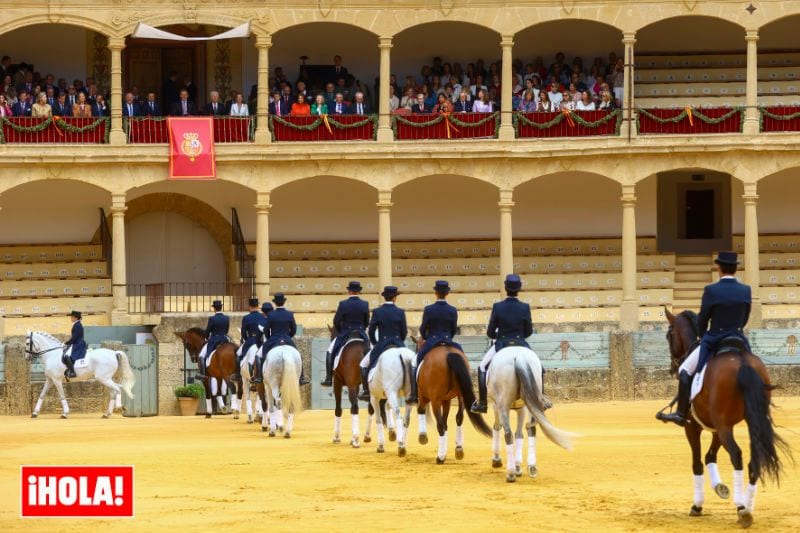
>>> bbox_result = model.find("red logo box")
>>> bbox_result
[21,466,134,518]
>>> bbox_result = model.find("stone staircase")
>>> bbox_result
[672,255,713,313]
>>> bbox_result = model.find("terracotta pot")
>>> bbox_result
[178,397,199,416]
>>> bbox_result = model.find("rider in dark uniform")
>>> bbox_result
[251,293,310,386]
[358,286,407,401]
[321,281,371,386]
[658,251,752,427]
[471,274,534,413]
[406,280,461,405]
[235,297,266,381]
[63,310,87,379]
[195,300,230,381]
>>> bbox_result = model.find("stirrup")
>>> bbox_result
[470,401,487,414]
[321,376,333,387]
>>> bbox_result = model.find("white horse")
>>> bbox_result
[366,347,415,456]
[259,345,303,438]
[24,331,135,419]
[236,342,263,423]
[488,346,575,482]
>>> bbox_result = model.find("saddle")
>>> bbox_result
[345,331,365,342]
[716,336,747,356]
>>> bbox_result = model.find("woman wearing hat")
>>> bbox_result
[236,298,267,381]
[358,286,408,401]
[196,300,230,381]
[62,310,87,379]
[471,274,534,414]
[321,281,371,386]
[659,251,752,427]
[251,293,309,386]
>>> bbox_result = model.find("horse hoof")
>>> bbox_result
[233,414,240,420]
[247,419,253,425]
[60,414,68,419]
[205,414,212,419]
[398,447,406,458]
[113,406,123,414]
[277,426,284,433]
[715,483,730,499]
[689,505,703,517]
[364,435,372,444]
[436,457,445,465]
[284,433,291,439]
[102,413,110,419]
[528,465,538,478]
[388,429,397,442]
[515,465,523,477]
[31,413,38,419]
[351,438,360,449]
[377,445,385,453]
[506,473,517,483]
[419,434,428,445]
[455,446,464,460]
[269,430,276,437]
[261,426,268,432]
[737,507,753,528]
[333,437,341,444]
[492,458,503,468]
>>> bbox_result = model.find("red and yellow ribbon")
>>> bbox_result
[561,108,576,127]
[685,106,694,127]
[442,112,460,139]
[51,115,65,137]
[321,114,333,135]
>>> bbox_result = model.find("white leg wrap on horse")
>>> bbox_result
[438,433,448,460]
[351,413,359,437]
[733,470,745,507]
[746,483,757,511]
[455,426,464,447]
[515,437,524,465]
[334,416,341,435]
[492,429,501,456]
[34,398,44,414]
[707,463,722,488]
[210,379,218,396]
[216,396,225,409]
[205,399,213,414]
[61,399,69,414]
[506,443,516,472]
[527,436,537,466]
[418,414,427,435]
[693,475,705,507]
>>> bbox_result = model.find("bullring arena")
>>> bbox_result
[2,0,800,530]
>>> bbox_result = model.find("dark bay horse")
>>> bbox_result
[663,309,790,528]
[412,337,492,464]
[178,327,239,419]
[328,325,375,447]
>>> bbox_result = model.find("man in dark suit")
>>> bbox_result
[358,286,407,401]
[406,280,461,405]
[52,94,71,116]
[321,281,371,386]
[91,94,108,117]
[658,252,752,427]
[411,93,430,114]
[471,274,534,413]
[204,90,227,116]
[170,89,197,116]
[65,87,78,108]
[122,92,139,117]
[62,310,87,379]
[268,91,289,116]
[453,93,473,113]
[349,91,371,115]
[252,293,310,386]
[330,93,349,115]
[195,300,230,381]
[45,87,57,108]
[162,71,180,108]
[333,55,348,78]
[12,90,32,116]
[141,92,161,116]
[323,83,337,108]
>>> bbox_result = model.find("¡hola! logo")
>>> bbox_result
[21,466,134,518]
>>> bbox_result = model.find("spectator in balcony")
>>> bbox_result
[400,87,416,110]
[163,71,180,107]
[229,92,249,116]
[42,74,58,96]
[433,93,453,114]
[141,92,161,116]
[0,55,10,80]
[296,80,309,102]
[205,91,227,116]
[333,55,348,78]
[170,89,196,116]
[567,82,581,106]
[0,93,12,117]
[321,82,336,108]
[331,93,349,115]
[130,85,142,102]
[576,90,596,111]
[224,90,238,113]
[53,93,71,116]
[422,85,436,109]
[453,88,472,113]
[57,78,68,95]
[388,85,400,113]
[547,81,563,109]
[537,90,555,112]
[411,93,430,114]
[448,76,463,100]
[350,91,370,115]
[269,90,289,116]
[584,65,599,93]
[518,90,537,113]
[335,76,350,101]
[452,63,465,85]
[472,89,494,113]
[123,93,139,117]
[66,86,78,108]
[290,93,311,116]
[430,75,443,97]
[45,86,56,107]
[559,89,575,111]
[85,83,99,104]
[592,75,606,97]
[12,90,32,116]
[73,92,92,117]
[470,74,487,97]
[2,74,12,94]
[443,83,456,104]
[183,76,197,102]
[598,90,616,111]
[464,63,475,86]
[280,84,295,108]
[274,66,288,86]
[310,93,328,116]
[5,87,18,107]
[17,70,34,95]
[92,94,108,117]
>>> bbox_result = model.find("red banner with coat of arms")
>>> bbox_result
[167,117,216,179]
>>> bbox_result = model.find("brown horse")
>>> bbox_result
[178,327,240,419]
[663,309,790,528]
[328,325,375,447]
[412,337,492,464]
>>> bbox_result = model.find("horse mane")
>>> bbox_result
[680,310,700,339]
[186,327,206,336]
[34,331,63,344]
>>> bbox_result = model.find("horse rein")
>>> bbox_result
[25,333,64,359]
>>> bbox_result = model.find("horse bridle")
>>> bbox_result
[25,332,64,359]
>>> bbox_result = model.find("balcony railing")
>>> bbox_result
[124,116,255,143]
[392,112,499,140]
[759,106,800,133]
[515,110,621,138]
[0,116,109,144]
[269,114,376,141]
[126,281,255,314]
[636,107,744,135]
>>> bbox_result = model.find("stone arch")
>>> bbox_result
[514,19,624,69]
[758,13,800,49]
[0,14,116,38]
[635,15,746,53]
[751,167,800,235]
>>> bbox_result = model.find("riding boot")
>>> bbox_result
[321,351,333,386]
[406,367,418,405]
[63,356,76,379]
[658,370,692,427]
[470,370,488,414]
[358,367,371,401]
[250,356,263,385]
[231,356,242,382]
[195,357,207,381]
[299,365,310,386]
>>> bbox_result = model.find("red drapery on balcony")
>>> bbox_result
[393,112,498,140]
[270,114,376,141]
[515,110,620,138]
[0,116,109,143]
[759,106,800,133]
[126,117,253,143]
[637,107,743,135]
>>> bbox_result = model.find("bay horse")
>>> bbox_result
[662,309,790,528]
[412,337,492,463]
[327,325,375,447]
[178,327,239,418]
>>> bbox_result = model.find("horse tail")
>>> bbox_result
[737,361,789,484]
[515,356,575,451]
[116,351,135,400]
[446,352,491,437]
[280,353,303,415]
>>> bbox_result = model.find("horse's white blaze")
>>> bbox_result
[418,413,427,435]
[456,425,464,448]
[707,462,722,488]
[438,433,448,460]
[515,437,524,465]
[733,470,746,507]
[351,413,360,437]
[527,435,537,466]
[693,474,705,507]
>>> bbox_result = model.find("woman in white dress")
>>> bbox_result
[576,90,596,111]
[471,89,494,113]
[229,92,249,116]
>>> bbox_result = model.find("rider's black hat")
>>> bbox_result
[381,285,399,299]
[272,292,287,305]
[504,274,522,291]
[211,300,223,310]
[248,297,259,307]
[69,310,82,319]
[261,302,274,314]
[347,281,363,293]
[714,251,740,266]
[433,280,450,293]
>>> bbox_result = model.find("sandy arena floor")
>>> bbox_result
[1,398,799,532]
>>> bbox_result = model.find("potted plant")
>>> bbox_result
[174,383,205,416]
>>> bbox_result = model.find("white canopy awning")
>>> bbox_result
[131,22,251,41]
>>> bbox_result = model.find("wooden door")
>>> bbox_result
[124,47,162,97]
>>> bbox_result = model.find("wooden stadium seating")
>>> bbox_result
[2,261,107,280]
[0,296,112,316]
[0,278,111,298]
[0,244,103,263]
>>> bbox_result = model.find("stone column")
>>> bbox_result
[110,193,129,325]
[498,189,515,290]
[498,35,515,140]
[743,183,762,327]
[377,37,394,143]
[377,190,393,290]
[255,192,271,302]
[622,32,637,139]
[620,184,639,330]
[108,37,126,145]
[253,35,273,144]
[743,30,760,135]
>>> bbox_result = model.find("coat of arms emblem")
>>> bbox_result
[181,132,203,161]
